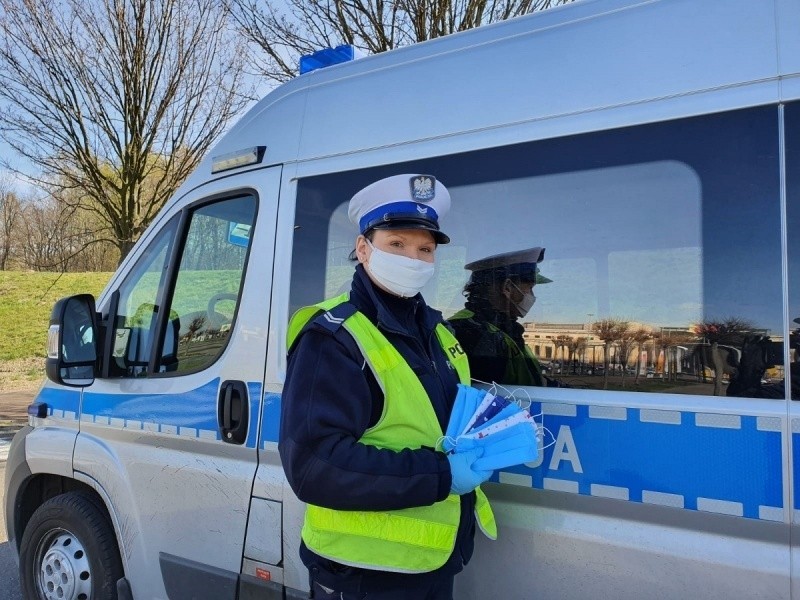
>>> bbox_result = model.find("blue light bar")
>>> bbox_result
[299,44,364,75]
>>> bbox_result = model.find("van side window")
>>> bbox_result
[110,195,256,377]
[290,106,786,399]
[785,101,800,400]
[159,196,256,375]
[112,215,179,377]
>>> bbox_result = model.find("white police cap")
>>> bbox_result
[465,247,552,284]
[348,174,451,244]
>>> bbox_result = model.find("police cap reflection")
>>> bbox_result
[449,246,562,387]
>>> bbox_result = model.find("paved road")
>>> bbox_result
[1,437,23,600]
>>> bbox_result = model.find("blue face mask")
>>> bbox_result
[463,393,511,433]
[471,422,539,471]
[442,385,541,471]
[442,384,490,451]
[467,402,522,436]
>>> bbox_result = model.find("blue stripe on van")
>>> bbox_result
[259,395,783,520]
[247,382,261,447]
[78,379,262,448]
[793,429,800,511]
[38,385,784,520]
[37,386,81,417]
[497,403,782,520]
[261,393,282,447]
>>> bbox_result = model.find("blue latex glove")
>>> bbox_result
[447,448,493,495]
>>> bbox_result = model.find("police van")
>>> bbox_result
[5,0,800,597]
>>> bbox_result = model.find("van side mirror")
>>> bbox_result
[46,294,99,387]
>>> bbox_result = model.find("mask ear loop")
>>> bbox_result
[513,390,545,450]
[507,386,533,411]
[488,380,516,401]
[470,378,504,399]
[538,425,557,451]
[470,377,492,389]
[435,435,458,453]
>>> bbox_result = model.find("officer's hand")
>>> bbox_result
[447,448,493,495]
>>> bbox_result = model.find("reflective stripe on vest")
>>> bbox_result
[288,295,496,573]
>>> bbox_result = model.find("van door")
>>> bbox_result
[72,167,281,599]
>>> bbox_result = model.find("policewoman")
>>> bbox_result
[279,174,497,600]
[449,248,554,387]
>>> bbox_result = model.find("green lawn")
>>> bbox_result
[0,271,113,362]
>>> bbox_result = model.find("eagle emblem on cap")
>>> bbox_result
[410,175,435,202]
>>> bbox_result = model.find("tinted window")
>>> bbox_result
[160,196,256,374]
[113,215,179,377]
[291,106,783,398]
[785,102,800,400]
[109,195,256,377]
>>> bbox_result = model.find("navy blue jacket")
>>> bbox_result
[279,265,477,592]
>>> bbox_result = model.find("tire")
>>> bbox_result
[19,491,124,600]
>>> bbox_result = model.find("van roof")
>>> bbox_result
[179,0,798,197]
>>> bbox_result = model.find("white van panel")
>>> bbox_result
[459,486,790,600]
[24,426,76,479]
[267,94,793,597]
[181,0,788,191]
[72,168,281,599]
[244,498,282,564]
[297,1,778,161]
[9,1,800,599]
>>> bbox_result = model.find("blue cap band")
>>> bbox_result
[359,201,440,233]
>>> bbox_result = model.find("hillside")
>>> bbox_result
[0,271,112,390]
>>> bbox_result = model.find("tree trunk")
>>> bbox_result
[118,239,136,265]
[711,341,725,396]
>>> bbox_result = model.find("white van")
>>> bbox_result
[5,0,800,597]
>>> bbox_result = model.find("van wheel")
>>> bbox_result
[19,491,123,600]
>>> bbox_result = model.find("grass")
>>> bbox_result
[0,271,113,389]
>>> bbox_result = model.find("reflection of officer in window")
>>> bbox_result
[449,247,555,387]
[726,317,800,400]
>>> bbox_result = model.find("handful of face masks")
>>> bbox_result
[440,384,540,471]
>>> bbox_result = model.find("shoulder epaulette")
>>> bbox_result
[310,301,358,335]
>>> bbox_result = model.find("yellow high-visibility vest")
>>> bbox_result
[287,294,497,573]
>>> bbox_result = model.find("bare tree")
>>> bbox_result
[0,178,22,269]
[617,332,635,388]
[554,334,570,367]
[692,318,755,396]
[631,327,651,385]
[574,337,588,374]
[226,0,575,83]
[593,319,629,390]
[0,0,252,263]
[17,197,76,272]
[566,336,586,374]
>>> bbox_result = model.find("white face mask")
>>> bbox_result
[508,280,536,318]
[365,239,435,298]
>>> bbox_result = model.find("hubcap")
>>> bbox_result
[35,530,92,600]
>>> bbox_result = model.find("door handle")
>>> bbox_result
[218,380,249,445]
